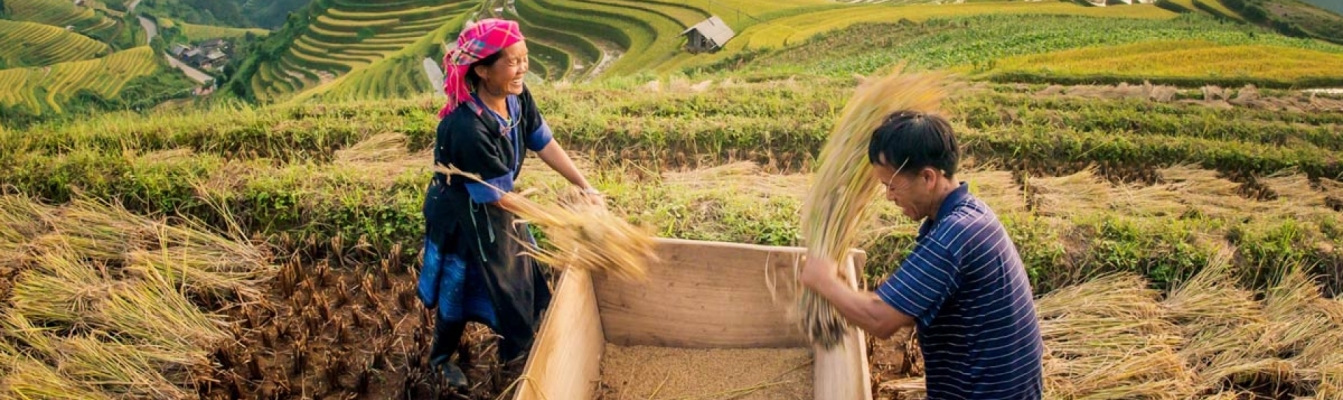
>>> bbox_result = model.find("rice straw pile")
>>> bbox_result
[1036,274,1195,399]
[0,195,270,399]
[435,165,654,281]
[800,67,950,348]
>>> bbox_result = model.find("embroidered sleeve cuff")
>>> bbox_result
[465,173,514,204]
[527,120,554,152]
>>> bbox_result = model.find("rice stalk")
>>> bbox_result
[93,274,229,355]
[434,164,654,282]
[1045,347,1196,400]
[8,250,110,327]
[961,169,1026,214]
[1041,316,1182,358]
[335,132,410,164]
[0,312,58,360]
[1261,170,1331,221]
[1317,355,1343,400]
[1157,165,1260,218]
[126,245,270,300]
[0,355,111,400]
[1110,182,1186,218]
[801,67,950,348]
[56,335,197,399]
[1164,248,1265,330]
[1026,167,1110,217]
[1295,331,1343,376]
[0,195,55,267]
[1263,267,1332,355]
[333,132,426,186]
[1036,273,1162,320]
[31,197,158,262]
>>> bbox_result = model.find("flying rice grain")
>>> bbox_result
[433,164,654,281]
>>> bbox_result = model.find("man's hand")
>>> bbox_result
[799,253,916,339]
[800,255,840,291]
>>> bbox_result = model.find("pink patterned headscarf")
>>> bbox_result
[439,18,525,119]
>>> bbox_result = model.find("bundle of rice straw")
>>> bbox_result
[801,67,949,348]
[434,165,653,281]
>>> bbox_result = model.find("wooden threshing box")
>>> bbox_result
[514,238,873,399]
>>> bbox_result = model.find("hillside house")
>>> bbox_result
[681,16,734,53]
[170,44,191,58]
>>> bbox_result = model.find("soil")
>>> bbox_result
[197,258,517,400]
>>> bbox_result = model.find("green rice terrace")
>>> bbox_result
[2,0,1343,398]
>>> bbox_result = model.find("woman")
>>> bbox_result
[417,18,601,389]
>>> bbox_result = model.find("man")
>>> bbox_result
[800,111,1043,399]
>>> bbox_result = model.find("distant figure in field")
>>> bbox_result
[417,18,602,390]
[800,112,1044,399]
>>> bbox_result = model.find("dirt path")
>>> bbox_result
[127,0,142,13]
[422,58,444,97]
[164,52,213,84]
[586,37,624,80]
[137,16,157,43]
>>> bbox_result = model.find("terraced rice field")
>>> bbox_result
[512,0,720,77]
[737,1,1176,50]
[249,0,477,102]
[0,20,109,68]
[509,0,1183,77]
[988,39,1343,87]
[4,0,120,40]
[1161,0,1244,20]
[179,22,269,40]
[0,46,160,115]
[316,12,472,101]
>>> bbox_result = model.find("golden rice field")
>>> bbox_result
[178,22,268,41]
[3,0,119,39]
[989,39,1343,86]
[0,47,161,115]
[739,2,1177,50]
[0,19,109,68]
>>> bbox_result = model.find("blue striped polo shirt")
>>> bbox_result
[877,183,1043,399]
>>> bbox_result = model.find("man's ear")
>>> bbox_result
[921,167,938,188]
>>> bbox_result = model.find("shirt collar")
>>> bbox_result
[918,182,971,238]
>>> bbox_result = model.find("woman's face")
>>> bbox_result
[475,41,529,96]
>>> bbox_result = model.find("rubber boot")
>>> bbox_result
[429,319,469,390]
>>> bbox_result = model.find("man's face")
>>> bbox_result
[873,163,933,221]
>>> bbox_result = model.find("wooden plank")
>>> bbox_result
[814,253,874,400]
[513,269,604,400]
[592,238,818,348]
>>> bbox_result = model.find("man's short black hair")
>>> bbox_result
[867,111,959,178]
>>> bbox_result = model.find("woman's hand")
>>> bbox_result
[580,187,606,207]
